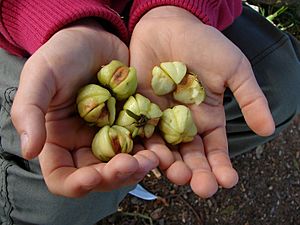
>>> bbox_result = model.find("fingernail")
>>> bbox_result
[20,132,28,156]
[133,173,146,180]
[116,172,133,180]
[82,181,100,190]
[143,159,157,172]
[82,178,100,190]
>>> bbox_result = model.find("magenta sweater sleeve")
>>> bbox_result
[128,0,243,33]
[0,0,128,56]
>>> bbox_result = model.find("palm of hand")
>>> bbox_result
[12,23,159,197]
[129,6,275,197]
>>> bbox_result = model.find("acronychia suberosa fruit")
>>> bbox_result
[76,84,116,127]
[92,125,133,162]
[76,59,205,162]
[173,73,205,105]
[116,93,162,138]
[159,105,197,145]
[97,60,137,100]
[151,61,187,95]
[151,61,205,105]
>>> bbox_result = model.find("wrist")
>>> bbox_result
[64,18,104,30]
[40,18,128,77]
[139,6,203,26]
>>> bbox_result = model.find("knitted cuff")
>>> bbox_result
[129,0,242,33]
[0,0,128,54]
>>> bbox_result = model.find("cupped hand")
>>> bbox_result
[130,6,275,198]
[11,19,159,197]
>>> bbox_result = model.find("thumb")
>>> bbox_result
[11,59,55,159]
[228,57,275,136]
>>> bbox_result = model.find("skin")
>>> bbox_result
[129,6,275,198]
[11,6,275,199]
[11,19,159,197]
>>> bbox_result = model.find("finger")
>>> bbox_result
[164,151,192,185]
[202,126,239,188]
[39,143,101,197]
[189,104,225,134]
[131,149,159,182]
[228,57,275,136]
[133,144,160,177]
[72,147,101,168]
[11,59,55,159]
[95,148,159,190]
[132,142,146,154]
[190,105,238,188]
[180,136,218,198]
[143,134,175,170]
[93,153,140,191]
[45,118,98,168]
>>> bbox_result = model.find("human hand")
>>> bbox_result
[11,19,159,197]
[130,6,275,198]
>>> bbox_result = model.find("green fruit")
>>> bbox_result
[159,105,197,145]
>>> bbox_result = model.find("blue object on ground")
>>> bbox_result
[129,184,157,200]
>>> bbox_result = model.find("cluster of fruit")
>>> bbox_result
[76,60,205,161]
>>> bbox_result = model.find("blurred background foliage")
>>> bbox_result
[244,0,300,38]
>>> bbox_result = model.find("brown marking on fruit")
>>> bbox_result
[111,67,129,86]
[148,117,160,126]
[176,74,194,91]
[98,105,108,119]
[139,129,145,138]
[111,136,121,154]
[84,101,98,113]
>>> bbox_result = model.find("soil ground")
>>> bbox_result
[99,115,300,225]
